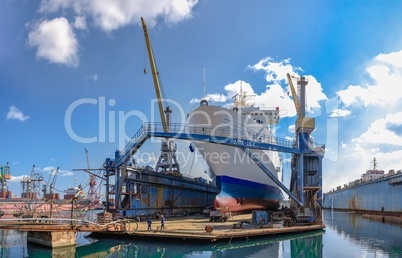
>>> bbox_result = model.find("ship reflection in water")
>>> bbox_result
[3,210,402,257]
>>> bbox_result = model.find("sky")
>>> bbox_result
[2,0,402,198]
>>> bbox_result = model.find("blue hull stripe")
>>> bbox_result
[216,175,283,200]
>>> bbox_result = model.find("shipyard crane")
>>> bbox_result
[0,163,10,198]
[85,148,97,205]
[49,167,59,196]
[286,73,323,222]
[141,17,168,133]
[43,168,54,195]
[286,73,316,151]
[141,17,180,175]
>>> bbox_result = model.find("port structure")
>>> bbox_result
[104,17,324,223]
[20,165,44,199]
[105,119,325,220]
[287,73,324,222]
[0,163,11,199]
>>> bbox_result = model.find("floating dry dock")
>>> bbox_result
[0,213,325,247]
[92,218,325,243]
[90,213,326,243]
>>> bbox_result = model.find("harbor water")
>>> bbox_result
[1,210,402,257]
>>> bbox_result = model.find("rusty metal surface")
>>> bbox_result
[118,170,219,217]
[323,175,402,213]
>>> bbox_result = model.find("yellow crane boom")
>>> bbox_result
[141,17,168,133]
[286,73,315,133]
[286,73,302,117]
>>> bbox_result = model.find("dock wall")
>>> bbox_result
[323,174,402,213]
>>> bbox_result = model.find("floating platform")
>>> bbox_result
[90,214,326,243]
[0,214,325,246]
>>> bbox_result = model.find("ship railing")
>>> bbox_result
[121,123,150,158]
[122,122,296,149]
[162,122,294,148]
[120,122,326,159]
[0,217,135,231]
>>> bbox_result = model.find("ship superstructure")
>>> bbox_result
[186,86,284,212]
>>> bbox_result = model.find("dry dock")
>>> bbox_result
[0,213,325,247]
[90,214,326,243]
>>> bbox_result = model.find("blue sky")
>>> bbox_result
[2,0,402,197]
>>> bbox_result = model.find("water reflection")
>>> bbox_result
[72,230,324,258]
[0,230,28,257]
[323,210,402,257]
[3,211,402,257]
[17,230,324,258]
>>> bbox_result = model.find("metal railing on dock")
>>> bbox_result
[0,217,139,232]
[116,122,325,167]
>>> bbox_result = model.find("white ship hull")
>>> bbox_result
[187,104,283,212]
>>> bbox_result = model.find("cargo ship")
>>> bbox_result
[323,158,402,213]
[186,87,284,212]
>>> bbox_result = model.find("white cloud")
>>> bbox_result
[190,93,228,104]
[6,106,29,122]
[375,50,402,68]
[288,124,295,134]
[330,108,351,118]
[324,49,402,192]
[352,112,402,146]
[74,16,87,30]
[38,0,199,32]
[42,166,73,178]
[60,171,74,177]
[8,175,26,183]
[337,50,402,109]
[43,166,57,172]
[247,58,328,118]
[28,17,78,67]
[86,73,98,81]
[248,57,301,83]
[192,58,328,119]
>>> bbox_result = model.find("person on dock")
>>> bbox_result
[160,215,165,231]
[147,216,152,231]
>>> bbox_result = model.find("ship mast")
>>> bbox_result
[372,157,377,170]
[232,82,255,109]
[203,66,206,99]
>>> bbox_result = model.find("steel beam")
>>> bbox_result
[242,147,303,207]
